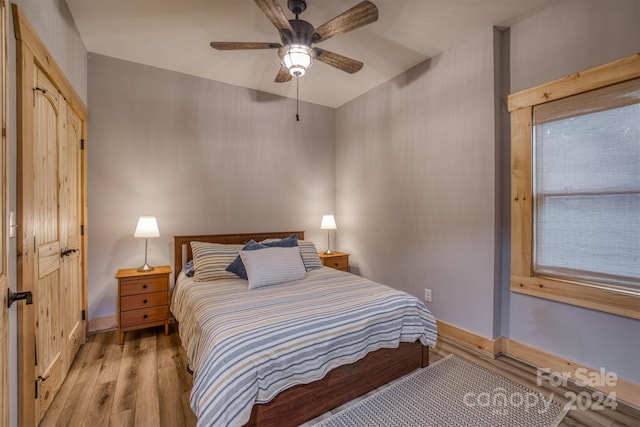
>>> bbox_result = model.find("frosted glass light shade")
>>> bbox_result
[281,45,315,77]
[134,216,160,238]
[320,215,337,230]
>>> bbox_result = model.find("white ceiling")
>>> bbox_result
[66,0,558,108]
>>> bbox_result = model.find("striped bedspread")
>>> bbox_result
[171,267,438,427]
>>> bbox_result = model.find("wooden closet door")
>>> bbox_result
[14,6,88,425]
[33,69,64,421]
[31,67,83,422]
[59,104,83,375]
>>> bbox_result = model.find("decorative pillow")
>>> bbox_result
[191,241,244,281]
[227,235,299,279]
[240,246,306,289]
[226,240,260,279]
[298,241,323,271]
[182,259,195,277]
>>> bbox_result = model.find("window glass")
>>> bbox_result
[534,100,640,287]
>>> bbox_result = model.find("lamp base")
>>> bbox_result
[137,263,155,272]
[324,249,334,255]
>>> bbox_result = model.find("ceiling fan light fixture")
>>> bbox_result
[280,44,315,77]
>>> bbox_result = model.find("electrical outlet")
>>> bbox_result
[424,288,432,303]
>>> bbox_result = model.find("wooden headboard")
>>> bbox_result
[173,231,305,275]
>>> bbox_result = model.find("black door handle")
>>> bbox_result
[60,247,78,257]
[7,289,33,308]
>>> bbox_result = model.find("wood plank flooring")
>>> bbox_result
[40,325,639,426]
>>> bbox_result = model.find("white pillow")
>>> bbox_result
[240,246,307,289]
[261,238,323,271]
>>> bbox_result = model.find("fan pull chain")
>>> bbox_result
[296,76,300,122]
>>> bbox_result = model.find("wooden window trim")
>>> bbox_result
[506,53,640,320]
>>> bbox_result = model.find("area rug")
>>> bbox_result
[314,354,567,427]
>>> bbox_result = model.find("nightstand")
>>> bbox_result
[318,251,350,272]
[115,265,171,345]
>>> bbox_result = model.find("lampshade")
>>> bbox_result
[280,45,315,77]
[134,216,160,238]
[320,215,337,230]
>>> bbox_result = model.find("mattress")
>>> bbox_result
[171,266,438,426]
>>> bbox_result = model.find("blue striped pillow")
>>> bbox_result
[298,241,323,271]
[239,246,306,289]
[191,241,243,281]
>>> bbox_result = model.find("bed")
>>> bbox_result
[171,232,438,427]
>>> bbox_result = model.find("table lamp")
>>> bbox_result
[320,215,337,254]
[134,216,160,272]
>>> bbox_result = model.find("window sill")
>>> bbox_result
[511,274,640,319]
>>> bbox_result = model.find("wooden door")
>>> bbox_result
[13,5,88,425]
[33,69,64,421]
[0,1,8,425]
[27,68,84,422]
[60,100,83,374]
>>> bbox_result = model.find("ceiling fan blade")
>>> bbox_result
[313,1,379,43]
[314,48,363,74]
[275,66,292,83]
[210,42,281,50]
[253,0,294,38]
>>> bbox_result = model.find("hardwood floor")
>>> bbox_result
[39,325,196,427]
[40,325,639,426]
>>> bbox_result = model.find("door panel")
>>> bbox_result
[33,70,63,422]
[37,242,60,279]
[60,105,83,374]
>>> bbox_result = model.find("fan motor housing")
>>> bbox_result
[282,19,315,46]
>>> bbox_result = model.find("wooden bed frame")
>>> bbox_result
[173,232,429,427]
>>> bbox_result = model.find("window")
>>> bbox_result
[533,79,639,288]
[507,54,640,319]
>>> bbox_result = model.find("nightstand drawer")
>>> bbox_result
[324,256,349,270]
[120,291,168,312]
[120,276,167,296]
[121,305,169,327]
[318,251,350,272]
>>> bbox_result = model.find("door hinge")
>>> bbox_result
[80,139,84,150]
[81,310,86,321]
[33,87,48,106]
[80,225,84,236]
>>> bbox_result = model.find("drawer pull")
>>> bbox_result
[143,284,147,289]
[143,314,148,319]
[334,262,339,266]
[143,299,148,304]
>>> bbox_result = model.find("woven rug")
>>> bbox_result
[314,354,567,427]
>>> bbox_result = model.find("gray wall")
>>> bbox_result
[336,0,640,384]
[7,1,88,424]
[335,27,501,339]
[87,54,335,319]
[508,0,640,383]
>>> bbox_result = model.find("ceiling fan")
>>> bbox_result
[210,0,379,82]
